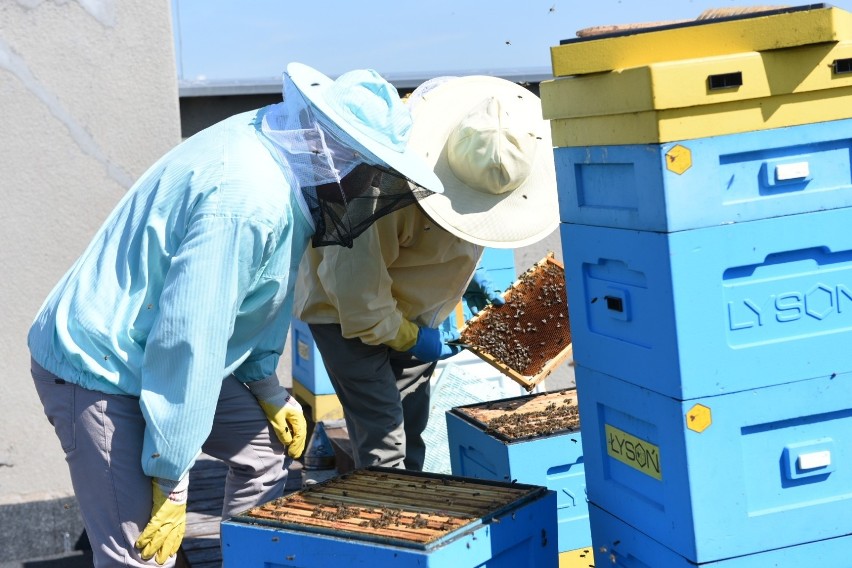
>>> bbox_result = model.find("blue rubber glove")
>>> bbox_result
[464,267,506,315]
[408,327,463,362]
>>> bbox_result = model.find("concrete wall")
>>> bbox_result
[0,0,179,558]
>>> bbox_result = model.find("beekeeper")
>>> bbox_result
[28,62,442,567]
[294,75,559,471]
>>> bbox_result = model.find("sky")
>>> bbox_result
[171,0,852,83]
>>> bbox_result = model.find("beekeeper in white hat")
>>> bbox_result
[28,62,441,567]
[294,74,559,471]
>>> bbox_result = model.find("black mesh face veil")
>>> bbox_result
[304,163,433,248]
[260,72,438,248]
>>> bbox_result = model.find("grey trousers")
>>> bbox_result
[31,360,288,567]
[308,323,436,471]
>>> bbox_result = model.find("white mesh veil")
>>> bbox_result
[261,76,361,190]
[261,74,431,248]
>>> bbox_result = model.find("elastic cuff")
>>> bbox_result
[385,319,419,351]
[245,374,285,400]
[154,474,189,495]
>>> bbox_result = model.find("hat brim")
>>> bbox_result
[286,62,443,194]
[407,76,559,248]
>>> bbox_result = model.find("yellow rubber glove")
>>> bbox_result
[384,318,419,352]
[135,475,188,565]
[247,376,307,459]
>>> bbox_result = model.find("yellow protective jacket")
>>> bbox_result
[293,203,482,350]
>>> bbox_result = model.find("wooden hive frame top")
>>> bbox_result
[236,468,542,548]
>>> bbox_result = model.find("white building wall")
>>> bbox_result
[0,0,180,504]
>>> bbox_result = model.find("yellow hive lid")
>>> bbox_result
[551,4,852,77]
[541,40,852,120]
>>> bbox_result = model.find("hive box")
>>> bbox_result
[550,4,852,77]
[544,38,852,145]
[588,503,852,567]
[221,468,558,568]
[445,389,590,552]
[291,317,335,396]
[575,366,852,563]
[561,207,852,399]
[552,118,852,232]
[544,40,852,119]
[547,86,852,146]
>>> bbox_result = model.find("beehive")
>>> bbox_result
[291,318,336,396]
[549,4,852,77]
[221,467,557,567]
[543,6,852,145]
[552,117,852,232]
[446,389,590,552]
[561,205,852,400]
[588,503,852,567]
[459,255,572,391]
[451,388,580,442]
[576,366,852,563]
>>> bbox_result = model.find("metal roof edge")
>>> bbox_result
[178,67,552,97]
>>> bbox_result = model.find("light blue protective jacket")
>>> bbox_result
[28,105,314,481]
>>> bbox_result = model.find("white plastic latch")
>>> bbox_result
[798,450,831,471]
[775,161,810,181]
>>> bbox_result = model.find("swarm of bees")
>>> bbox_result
[484,399,580,440]
[459,390,581,441]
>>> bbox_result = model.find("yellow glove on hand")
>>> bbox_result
[135,476,188,565]
[247,376,307,459]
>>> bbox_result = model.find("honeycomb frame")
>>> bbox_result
[460,253,573,391]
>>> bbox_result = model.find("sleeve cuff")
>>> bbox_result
[244,374,286,401]
[384,319,419,351]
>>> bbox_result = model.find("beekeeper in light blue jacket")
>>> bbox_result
[27,62,442,567]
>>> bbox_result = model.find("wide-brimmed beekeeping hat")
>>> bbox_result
[286,62,443,194]
[405,75,559,248]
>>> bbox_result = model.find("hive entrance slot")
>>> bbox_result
[707,71,743,90]
[833,58,852,75]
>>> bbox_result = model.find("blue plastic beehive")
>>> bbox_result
[554,117,852,232]
[220,468,557,567]
[445,389,590,552]
[575,365,852,563]
[561,206,852,400]
[477,248,516,287]
[588,503,852,567]
[290,317,335,396]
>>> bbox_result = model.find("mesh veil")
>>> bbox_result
[261,75,432,248]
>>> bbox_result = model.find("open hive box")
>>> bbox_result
[459,254,572,391]
[222,467,557,566]
[234,467,543,547]
[445,389,590,552]
[452,388,580,443]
